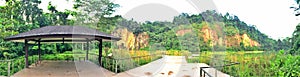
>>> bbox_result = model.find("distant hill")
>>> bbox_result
[112,10,291,52]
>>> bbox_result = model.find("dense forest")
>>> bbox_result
[0,0,296,59]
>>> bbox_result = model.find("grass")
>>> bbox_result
[192,51,300,77]
[222,51,275,76]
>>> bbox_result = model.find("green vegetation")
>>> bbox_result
[102,50,163,73]
[0,0,293,60]
[190,51,300,76]
[0,0,300,76]
[119,11,291,52]
[270,50,300,76]
[199,51,275,76]
[290,24,300,55]
[0,55,38,76]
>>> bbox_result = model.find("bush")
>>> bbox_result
[63,51,73,54]
[0,55,38,76]
[270,50,300,76]
[42,54,56,60]
[42,54,74,61]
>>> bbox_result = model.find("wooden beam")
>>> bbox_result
[28,39,39,42]
[25,39,29,68]
[5,34,118,41]
[39,39,93,42]
[98,39,103,66]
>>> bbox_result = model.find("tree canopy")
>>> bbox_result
[0,0,294,59]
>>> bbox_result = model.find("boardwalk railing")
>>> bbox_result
[199,59,240,77]
[200,56,240,77]
[200,67,213,77]
[0,55,39,77]
[184,53,240,77]
[87,52,164,73]
[0,60,12,77]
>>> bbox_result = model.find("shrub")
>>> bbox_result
[270,50,300,76]
[63,51,73,54]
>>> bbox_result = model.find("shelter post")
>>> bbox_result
[38,41,41,64]
[25,39,29,68]
[86,41,89,61]
[98,39,103,66]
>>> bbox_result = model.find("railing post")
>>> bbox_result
[30,56,32,66]
[105,57,107,68]
[115,60,118,73]
[8,60,10,77]
[11,60,14,76]
[215,67,217,77]
[200,67,202,77]
[35,56,37,66]
[138,57,140,64]
[150,54,153,61]
[111,58,113,71]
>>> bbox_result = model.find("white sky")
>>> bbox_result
[0,0,299,39]
[213,0,300,40]
[112,0,198,15]
[38,0,74,12]
[112,0,300,39]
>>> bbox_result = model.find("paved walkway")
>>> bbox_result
[13,61,115,77]
[115,56,230,77]
[12,56,229,77]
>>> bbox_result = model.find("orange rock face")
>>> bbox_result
[113,24,260,50]
[176,29,192,36]
[113,28,149,50]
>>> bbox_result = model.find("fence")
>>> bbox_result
[75,51,239,76]
[87,52,163,73]
[199,57,240,77]
[0,55,39,76]
[0,60,12,77]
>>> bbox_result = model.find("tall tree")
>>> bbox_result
[44,2,76,26]
[73,0,118,23]
[290,24,300,54]
[291,0,300,16]
[289,0,300,54]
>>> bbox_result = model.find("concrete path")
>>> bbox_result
[13,61,115,77]
[115,56,230,77]
[12,56,230,77]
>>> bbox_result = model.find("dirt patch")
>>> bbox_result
[176,29,192,36]
[144,72,152,76]
[168,71,174,75]
[192,67,197,70]
[183,75,191,77]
